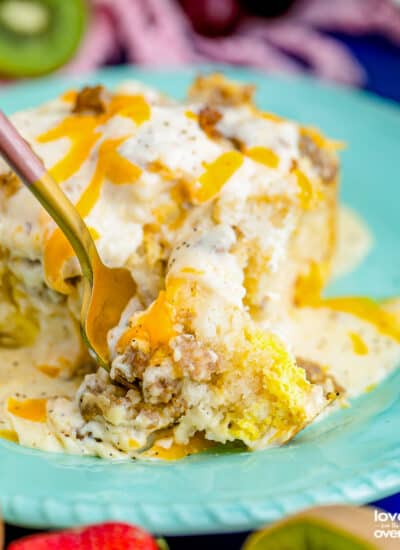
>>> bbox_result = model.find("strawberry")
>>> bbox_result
[8,522,160,550]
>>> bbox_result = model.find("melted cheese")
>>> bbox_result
[43,137,141,293]
[293,167,315,209]
[37,364,61,378]
[118,289,176,352]
[185,110,198,120]
[349,331,369,355]
[7,397,47,423]
[300,126,344,152]
[38,116,101,183]
[332,205,373,278]
[289,306,400,397]
[38,94,150,185]
[295,260,400,344]
[146,434,213,460]
[61,90,78,103]
[38,96,147,294]
[245,146,279,169]
[192,151,243,203]
[43,227,75,294]
[0,78,398,461]
[76,137,142,218]
[320,297,400,343]
[0,429,19,442]
[108,94,151,125]
[260,111,283,123]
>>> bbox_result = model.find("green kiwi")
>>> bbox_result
[0,0,87,77]
[244,520,375,550]
[243,506,394,550]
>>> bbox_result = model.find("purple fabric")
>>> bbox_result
[64,0,400,87]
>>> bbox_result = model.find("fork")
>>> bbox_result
[0,111,136,370]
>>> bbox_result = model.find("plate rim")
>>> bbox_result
[0,65,399,535]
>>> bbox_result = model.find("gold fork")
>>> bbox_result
[0,111,136,369]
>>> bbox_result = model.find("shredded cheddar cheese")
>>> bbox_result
[61,89,78,103]
[3,73,397,462]
[42,136,141,293]
[293,167,314,209]
[76,136,141,218]
[260,111,283,123]
[118,290,176,351]
[349,332,369,355]
[245,146,279,169]
[38,116,101,183]
[7,397,47,423]
[192,151,243,203]
[147,434,213,460]
[38,94,150,185]
[301,126,345,152]
[43,227,75,294]
[185,110,198,120]
[0,429,19,443]
[37,364,61,378]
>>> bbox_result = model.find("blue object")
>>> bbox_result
[331,32,400,103]
[374,493,400,513]
[0,66,399,535]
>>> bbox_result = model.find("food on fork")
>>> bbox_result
[0,74,399,459]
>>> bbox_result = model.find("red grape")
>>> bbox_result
[180,0,241,37]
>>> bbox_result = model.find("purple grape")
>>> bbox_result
[180,0,241,36]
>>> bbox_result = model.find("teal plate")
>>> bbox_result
[1,66,399,535]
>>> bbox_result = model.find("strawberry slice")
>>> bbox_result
[8,522,159,550]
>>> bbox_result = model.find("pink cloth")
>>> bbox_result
[66,0,400,86]
[65,5,119,74]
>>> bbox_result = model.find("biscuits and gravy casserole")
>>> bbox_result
[0,74,399,460]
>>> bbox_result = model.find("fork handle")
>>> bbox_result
[0,110,97,285]
[0,111,45,184]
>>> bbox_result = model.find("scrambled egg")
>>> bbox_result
[0,75,398,460]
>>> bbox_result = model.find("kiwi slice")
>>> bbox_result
[0,0,86,77]
[243,506,396,550]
